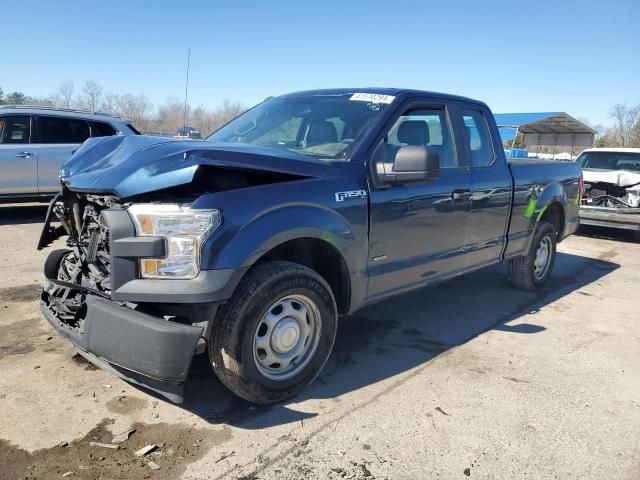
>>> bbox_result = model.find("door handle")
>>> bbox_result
[451,188,471,201]
[16,152,34,158]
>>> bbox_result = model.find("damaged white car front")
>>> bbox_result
[577,148,640,232]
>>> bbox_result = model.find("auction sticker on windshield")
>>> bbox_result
[350,93,395,104]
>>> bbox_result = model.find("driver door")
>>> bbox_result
[366,101,471,301]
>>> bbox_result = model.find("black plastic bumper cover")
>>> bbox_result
[41,295,203,403]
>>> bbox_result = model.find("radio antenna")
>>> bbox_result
[182,47,191,133]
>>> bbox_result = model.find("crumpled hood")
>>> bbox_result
[61,135,331,198]
[583,169,640,188]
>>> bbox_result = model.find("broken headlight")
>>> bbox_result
[128,204,222,279]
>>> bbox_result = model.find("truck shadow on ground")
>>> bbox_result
[577,225,640,244]
[177,249,619,428]
[0,203,48,226]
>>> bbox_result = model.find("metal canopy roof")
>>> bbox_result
[494,112,596,147]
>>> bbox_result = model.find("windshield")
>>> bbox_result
[206,93,393,160]
[578,151,640,172]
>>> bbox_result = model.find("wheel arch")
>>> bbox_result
[252,237,352,314]
[524,182,568,250]
[539,201,565,241]
[203,204,363,315]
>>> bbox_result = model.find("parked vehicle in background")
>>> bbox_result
[0,106,139,202]
[577,148,640,232]
[175,126,202,139]
[38,88,582,404]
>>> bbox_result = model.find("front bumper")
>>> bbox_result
[580,205,640,231]
[41,294,203,403]
[40,202,248,402]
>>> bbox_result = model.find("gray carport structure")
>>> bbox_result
[494,112,596,157]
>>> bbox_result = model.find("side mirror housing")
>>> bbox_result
[376,145,440,184]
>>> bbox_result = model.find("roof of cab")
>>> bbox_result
[281,88,487,107]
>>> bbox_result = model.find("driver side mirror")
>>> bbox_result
[376,145,440,184]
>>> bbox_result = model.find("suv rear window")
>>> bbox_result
[40,116,91,144]
[0,116,31,144]
[90,121,117,137]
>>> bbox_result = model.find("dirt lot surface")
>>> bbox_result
[1,203,639,480]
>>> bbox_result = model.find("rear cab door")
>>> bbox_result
[366,96,472,300]
[455,102,513,269]
[0,114,37,195]
[34,115,92,194]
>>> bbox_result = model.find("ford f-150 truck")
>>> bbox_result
[38,89,582,404]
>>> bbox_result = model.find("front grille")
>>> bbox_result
[44,194,116,330]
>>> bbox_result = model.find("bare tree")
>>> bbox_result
[26,95,55,106]
[154,97,187,135]
[79,80,103,112]
[609,103,640,147]
[215,99,246,126]
[628,105,640,147]
[191,105,216,135]
[55,81,75,108]
[102,93,153,130]
[183,100,246,136]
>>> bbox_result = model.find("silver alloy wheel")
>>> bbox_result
[253,294,321,381]
[533,236,553,280]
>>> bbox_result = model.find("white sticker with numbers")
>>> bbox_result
[349,93,395,104]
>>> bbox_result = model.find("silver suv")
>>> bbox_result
[0,106,139,202]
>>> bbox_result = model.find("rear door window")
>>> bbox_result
[89,121,117,137]
[40,116,91,144]
[0,116,31,144]
[462,108,494,167]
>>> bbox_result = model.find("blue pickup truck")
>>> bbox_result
[38,89,582,404]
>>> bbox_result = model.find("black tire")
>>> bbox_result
[44,249,71,280]
[508,220,557,291]
[209,261,338,404]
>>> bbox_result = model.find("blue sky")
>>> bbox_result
[2,0,638,125]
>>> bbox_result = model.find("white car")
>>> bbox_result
[577,147,640,232]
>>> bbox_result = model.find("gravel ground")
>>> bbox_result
[0,203,638,480]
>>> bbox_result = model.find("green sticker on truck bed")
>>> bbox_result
[524,198,537,219]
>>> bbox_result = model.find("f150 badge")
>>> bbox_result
[335,190,368,202]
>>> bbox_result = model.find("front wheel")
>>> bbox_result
[508,220,557,291]
[209,261,337,404]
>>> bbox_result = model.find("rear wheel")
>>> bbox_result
[209,261,337,404]
[508,220,557,291]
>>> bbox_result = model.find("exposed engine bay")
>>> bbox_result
[582,170,640,209]
[38,162,301,331]
[42,192,119,330]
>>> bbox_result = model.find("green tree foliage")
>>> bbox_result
[4,91,27,105]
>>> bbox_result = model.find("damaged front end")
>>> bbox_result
[580,170,640,231]
[38,189,221,403]
[38,135,326,401]
[40,192,114,326]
